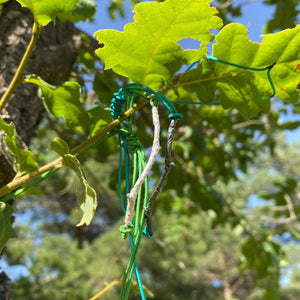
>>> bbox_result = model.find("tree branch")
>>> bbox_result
[144,118,178,235]
[232,119,264,130]
[247,194,297,225]
[0,99,148,199]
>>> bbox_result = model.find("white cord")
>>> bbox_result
[124,102,161,227]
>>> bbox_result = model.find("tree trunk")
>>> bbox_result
[0,1,83,298]
[0,0,82,187]
[0,272,12,300]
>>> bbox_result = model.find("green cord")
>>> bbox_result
[120,154,148,299]
[185,55,276,98]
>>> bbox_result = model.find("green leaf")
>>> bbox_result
[94,0,222,89]
[0,118,38,174]
[16,0,78,26]
[0,202,5,213]
[50,139,97,225]
[50,138,70,157]
[58,0,97,23]
[277,121,300,130]
[93,71,126,105]
[87,107,111,137]
[26,75,90,132]
[0,203,17,252]
[264,0,299,33]
[241,237,282,279]
[178,24,300,118]
[77,183,97,226]
[62,154,97,226]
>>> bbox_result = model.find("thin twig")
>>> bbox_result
[0,23,41,112]
[0,99,148,199]
[232,119,264,130]
[144,118,178,235]
[125,102,161,227]
[89,279,121,300]
[247,194,297,225]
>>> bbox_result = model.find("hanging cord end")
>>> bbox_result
[143,225,153,238]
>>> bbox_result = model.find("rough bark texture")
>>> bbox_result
[0,1,83,298]
[0,0,82,187]
[0,272,12,300]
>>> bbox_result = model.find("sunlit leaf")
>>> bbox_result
[50,138,97,225]
[26,75,90,132]
[50,138,70,157]
[177,24,300,118]
[58,0,97,23]
[87,107,111,137]
[0,203,17,252]
[63,154,97,226]
[94,0,222,89]
[0,118,38,174]
[62,154,97,226]
[16,0,78,26]
[77,183,97,226]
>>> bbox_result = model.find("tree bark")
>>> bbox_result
[0,272,12,300]
[0,0,82,187]
[0,1,84,298]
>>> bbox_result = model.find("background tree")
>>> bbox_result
[0,0,300,299]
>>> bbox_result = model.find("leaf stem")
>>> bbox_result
[0,22,41,112]
[0,99,148,199]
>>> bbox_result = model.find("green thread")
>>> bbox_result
[120,224,135,239]
[185,55,276,98]
[206,55,276,97]
[126,132,144,152]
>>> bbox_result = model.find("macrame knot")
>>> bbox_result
[110,90,127,120]
[119,224,135,239]
[126,132,143,152]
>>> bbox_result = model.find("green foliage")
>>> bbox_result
[1,0,300,299]
[50,138,97,226]
[95,0,223,89]
[58,0,97,23]
[16,0,78,26]
[241,237,283,280]
[263,0,300,33]
[0,203,16,252]
[26,75,90,132]
[178,23,300,118]
[87,107,112,137]
[0,118,38,174]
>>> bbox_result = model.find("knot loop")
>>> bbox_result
[126,132,144,152]
[120,224,135,239]
[168,112,183,120]
[110,91,127,120]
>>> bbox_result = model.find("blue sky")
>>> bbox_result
[77,0,276,41]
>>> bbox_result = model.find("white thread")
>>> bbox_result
[124,102,161,226]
